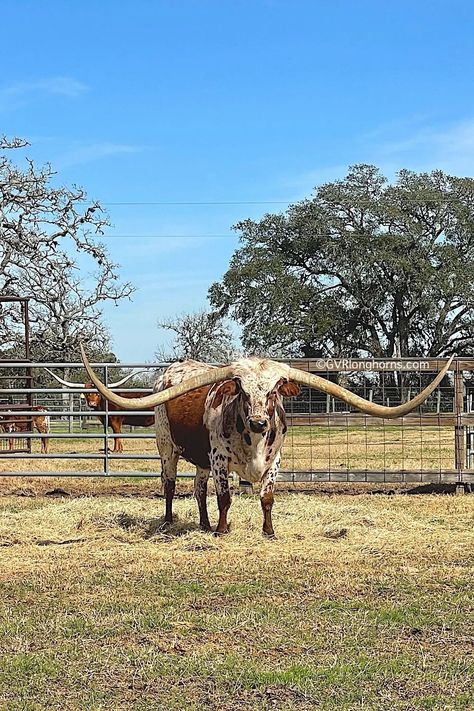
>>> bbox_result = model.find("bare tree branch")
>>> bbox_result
[0,137,135,360]
[156,310,238,363]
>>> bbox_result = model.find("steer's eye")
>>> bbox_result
[237,390,250,414]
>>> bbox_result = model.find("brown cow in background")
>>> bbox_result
[0,407,50,453]
[45,368,151,453]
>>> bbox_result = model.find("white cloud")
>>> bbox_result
[368,118,474,176]
[0,76,87,111]
[284,117,474,197]
[55,141,142,169]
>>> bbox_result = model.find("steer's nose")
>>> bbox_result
[248,417,269,434]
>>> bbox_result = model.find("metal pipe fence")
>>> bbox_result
[0,358,473,486]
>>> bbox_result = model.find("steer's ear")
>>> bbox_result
[211,378,240,409]
[278,380,301,397]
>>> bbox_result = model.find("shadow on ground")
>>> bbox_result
[0,479,472,499]
[110,511,201,539]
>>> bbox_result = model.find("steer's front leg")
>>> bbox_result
[110,418,124,453]
[260,456,280,538]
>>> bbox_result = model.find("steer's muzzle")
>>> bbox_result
[248,417,269,434]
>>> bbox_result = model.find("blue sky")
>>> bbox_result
[1,0,474,362]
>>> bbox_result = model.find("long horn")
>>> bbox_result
[45,367,146,390]
[108,370,148,388]
[286,356,454,419]
[44,368,84,388]
[80,344,235,409]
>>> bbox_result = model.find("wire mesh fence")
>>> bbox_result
[0,357,472,485]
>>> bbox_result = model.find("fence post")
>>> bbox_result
[454,361,465,490]
[68,392,73,434]
[104,365,109,475]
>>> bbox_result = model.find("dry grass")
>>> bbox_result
[0,485,473,709]
[0,424,456,475]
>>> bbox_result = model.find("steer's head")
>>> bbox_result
[209,360,300,436]
[83,382,101,409]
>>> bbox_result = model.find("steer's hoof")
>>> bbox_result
[200,523,212,533]
[263,530,276,539]
[214,528,229,537]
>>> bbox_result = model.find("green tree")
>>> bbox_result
[210,165,474,358]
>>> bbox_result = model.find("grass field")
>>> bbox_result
[0,424,456,475]
[0,481,473,710]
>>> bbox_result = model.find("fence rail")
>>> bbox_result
[0,358,471,485]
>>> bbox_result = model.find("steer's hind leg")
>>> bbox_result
[155,404,179,525]
[157,442,179,525]
[195,466,211,531]
[212,465,231,535]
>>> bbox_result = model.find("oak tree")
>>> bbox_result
[210,165,474,358]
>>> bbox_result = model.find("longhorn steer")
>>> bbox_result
[0,407,50,454]
[45,369,151,453]
[80,347,453,536]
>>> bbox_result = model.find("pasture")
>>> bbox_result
[0,480,473,710]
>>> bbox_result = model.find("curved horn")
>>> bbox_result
[44,368,84,388]
[286,356,454,419]
[80,344,235,409]
[108,370,148,388]
[45,367,146,390]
